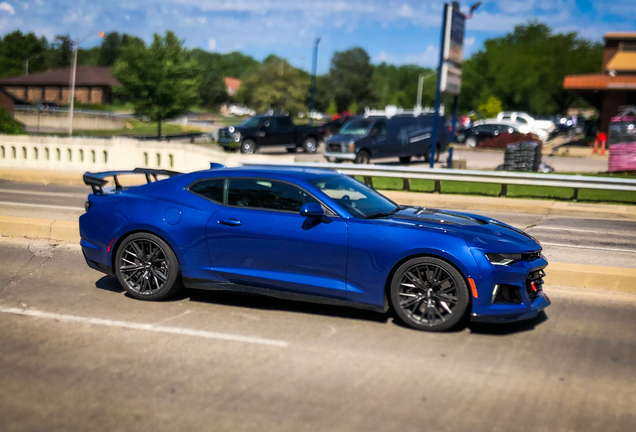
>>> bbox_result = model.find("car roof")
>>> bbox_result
[181,165,338,182]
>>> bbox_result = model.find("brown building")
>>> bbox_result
[0,65,120,106]
[0,88,16,114]
[223,77,241,97]
[564,33,636,133]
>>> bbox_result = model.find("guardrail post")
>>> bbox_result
[572,188,579,201]
[364,176,373,188]
[402,178,410,191]
[433,180,441,194]
[499,184,508,197]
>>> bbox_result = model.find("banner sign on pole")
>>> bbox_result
[440,4,466,95]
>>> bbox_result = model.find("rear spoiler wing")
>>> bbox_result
[83,168,182,195]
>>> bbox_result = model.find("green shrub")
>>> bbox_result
[0,108,25,135]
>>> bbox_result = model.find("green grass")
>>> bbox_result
[31,119,201,138]
[356,176,636,205]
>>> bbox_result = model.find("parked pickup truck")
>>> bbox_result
[218,115,325,154]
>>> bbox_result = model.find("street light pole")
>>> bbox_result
[24,54,38,76]
[308,37,321,125]
[68,32,104,136]
[68,38,79,136]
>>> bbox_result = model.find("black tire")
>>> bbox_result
[389,257,469,332]
[286,147,299,153]
[465,136,477,148]
[240,139,257,154]
[115,232,182,301]
[423,144,442,163]
[354,150,370,164]
[399,156,411,164]
[303,137,318,153]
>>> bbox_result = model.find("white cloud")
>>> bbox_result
[0,2,15,14]
[207,37,216,50]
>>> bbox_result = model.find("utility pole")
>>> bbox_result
[308,37,321,125]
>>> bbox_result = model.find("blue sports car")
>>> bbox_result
[80,165,550,332]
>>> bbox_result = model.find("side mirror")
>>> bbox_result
[300,202,324,217]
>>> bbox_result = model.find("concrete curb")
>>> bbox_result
[1,215,634,295]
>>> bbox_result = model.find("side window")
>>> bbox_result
[369,122,386,137]
[516,117,528,124]
[189,178,225,203]
[227,179,318,212]
[277,117,293,127]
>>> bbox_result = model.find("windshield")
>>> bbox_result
[339,120,371,136]
[239,116,263,128]
[309,175,399,219]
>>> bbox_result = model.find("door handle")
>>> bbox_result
[219,219,242,227]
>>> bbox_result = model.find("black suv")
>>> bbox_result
[218,115,326,154]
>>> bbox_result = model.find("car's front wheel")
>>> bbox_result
[354,150,370,164]
[115,233,182,301]
[389,257,469,331]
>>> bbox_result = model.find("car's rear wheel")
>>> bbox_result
[465,136,477,148]
[399,156,411,164]
[303,137,318,153]
[286,146,299,153]
[389,257,469,331]
[240,139,257,154]
[115,233,182,301]
[423,144,441,163]
[354,150,370,164]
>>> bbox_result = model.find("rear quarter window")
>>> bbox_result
[189,179,225,203]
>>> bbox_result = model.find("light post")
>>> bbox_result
[416,72,436,114]
[69,31,104,136]
[308,37,321,125]
[24,54,38,76]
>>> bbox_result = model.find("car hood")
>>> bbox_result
[383,207,541,252]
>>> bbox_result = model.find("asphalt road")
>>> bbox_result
[0,237,635,432]
[1,179,634,269]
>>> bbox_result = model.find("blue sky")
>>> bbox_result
[1,0,635,73]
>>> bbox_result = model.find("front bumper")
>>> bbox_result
[469,252,550,323]
[324,151,356,161]
[218,137,241,149]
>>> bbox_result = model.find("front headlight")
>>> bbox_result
[486,253,522,266]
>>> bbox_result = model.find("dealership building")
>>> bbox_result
[564,32,636,133]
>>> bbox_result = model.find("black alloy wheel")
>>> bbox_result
[354,150,370,164]
[115,233,182,301]
[240,139,257,154]
[390,257,469,331]
[303,137,318,153]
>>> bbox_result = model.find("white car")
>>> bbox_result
[495,112,555,141]
[228,104,255,116]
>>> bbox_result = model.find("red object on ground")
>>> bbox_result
[609,142,636,172]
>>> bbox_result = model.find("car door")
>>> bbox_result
[206,178,349,299]
[367,120,390,157]
[274,116,296,145]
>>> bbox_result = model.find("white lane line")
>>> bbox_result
[0,189,86,198]
[0,201,83,210]
[531,226,636,236]
[542,243,636,253]
[0,306,288,348]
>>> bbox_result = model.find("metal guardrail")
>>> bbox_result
[240,161,636,200]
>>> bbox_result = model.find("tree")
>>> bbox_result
[113,31,201,137]
[216,51,259,78]
[477,96,503,119]
[329,47,375,112]
[236,57,309,115]
[191,49,229,108]
[372,63,435,109]
[45,35,73,69]
[0,31,47,78]
[460,23,603,114]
